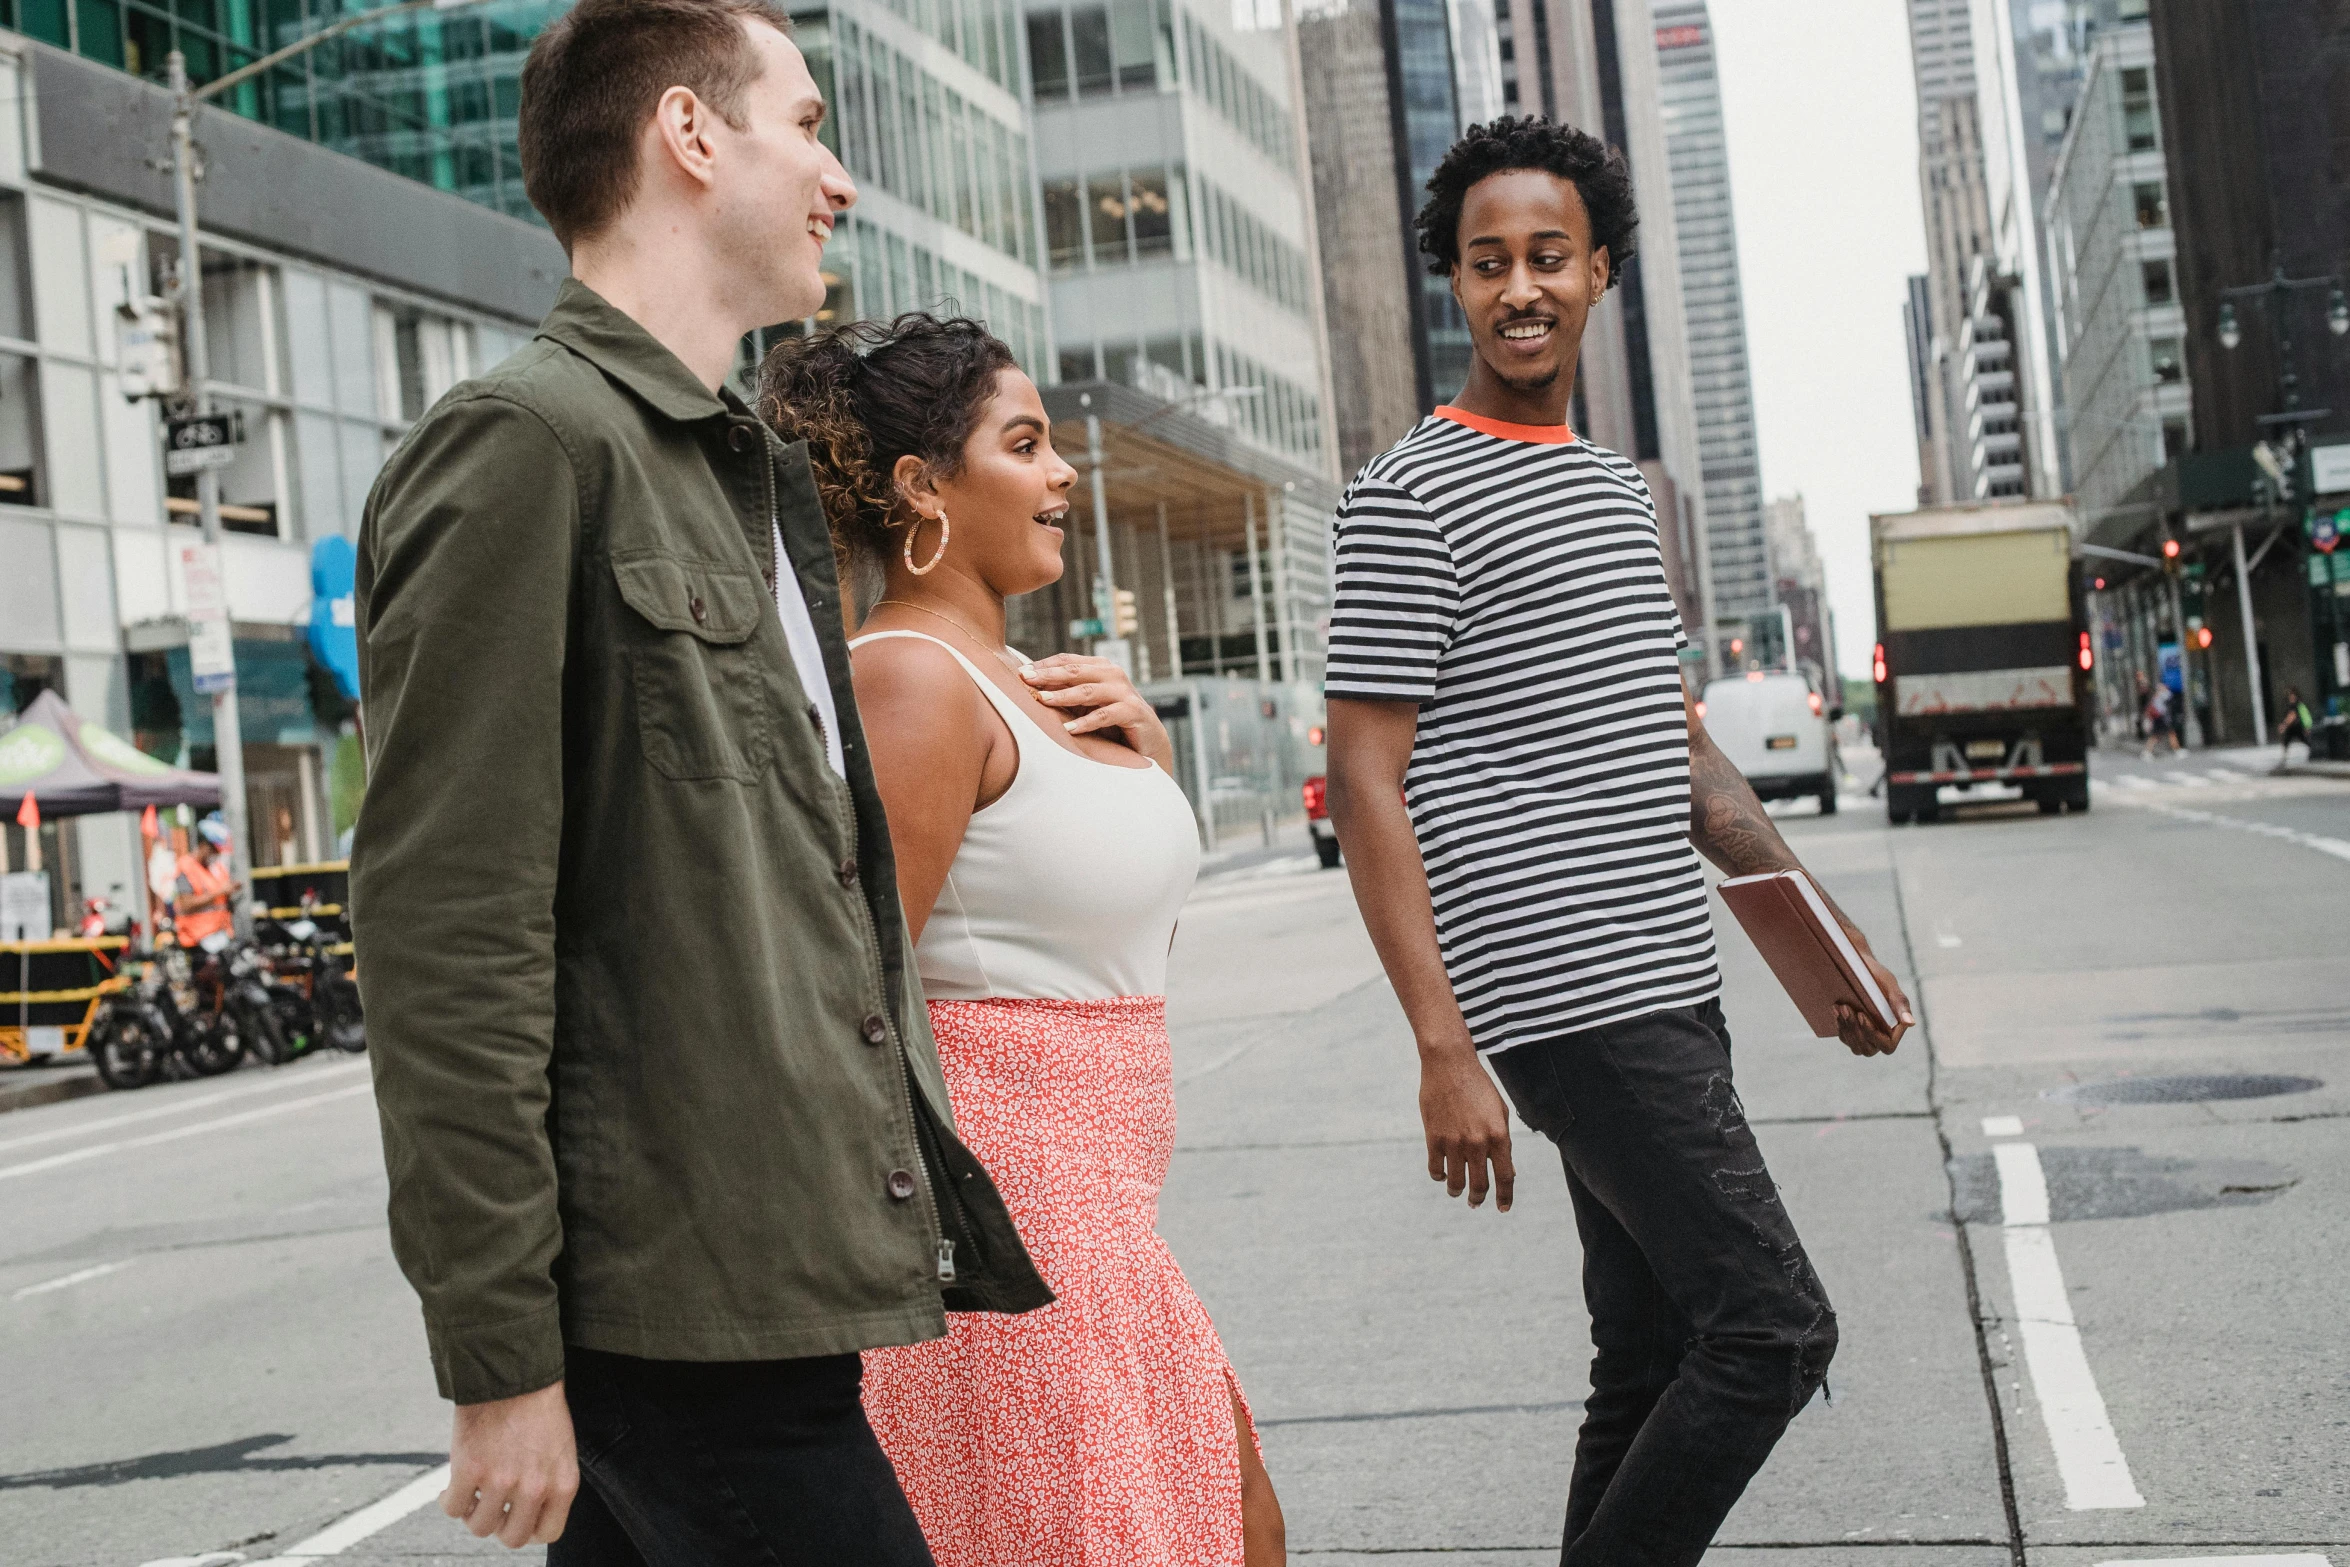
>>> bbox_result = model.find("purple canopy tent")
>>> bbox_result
[0,691,222,818]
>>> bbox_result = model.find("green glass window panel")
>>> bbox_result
[76,0,126,65]
[20,0,71,46]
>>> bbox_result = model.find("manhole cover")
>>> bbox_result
[2044,1074,2323,1106]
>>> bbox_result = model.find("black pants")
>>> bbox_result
[1489,1000,1836,1567]
[548,1348,935,1567]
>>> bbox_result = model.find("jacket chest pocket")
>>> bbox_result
[612,551,774,782]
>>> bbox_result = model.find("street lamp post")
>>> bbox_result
[2215,253,2350,730]
[162,0,479,929]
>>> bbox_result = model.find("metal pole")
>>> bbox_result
[1266,487,1294,684]
[2167,568,2204,749]
[1081,396,1116,661]
[170,53,253,936]
[1157,502,1181,679]
[2232,522,2267,746]
[1243,493,1272,684]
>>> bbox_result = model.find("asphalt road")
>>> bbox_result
[2,744,2344,1566]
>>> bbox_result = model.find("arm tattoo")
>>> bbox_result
[1688,727,1865,935]
[1689,736,1795,876]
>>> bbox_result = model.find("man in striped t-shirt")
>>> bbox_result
[1325,118,1914,1566]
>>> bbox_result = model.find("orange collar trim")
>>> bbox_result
[1434,405,1579,444]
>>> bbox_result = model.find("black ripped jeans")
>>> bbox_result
[1489,999,1836,1567]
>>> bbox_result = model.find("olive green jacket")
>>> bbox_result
[352,280,1048,1406]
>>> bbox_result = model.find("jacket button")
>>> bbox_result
[690,593,707,623]
[728,426,752,452]
[887,1169,917,1201]
[862,1013,887,1044]
[838,857,858,886]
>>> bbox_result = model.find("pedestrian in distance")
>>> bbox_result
[758,314,1287,1566]
[350,0,1048,1557]
[2141,673,2181,759]
[1322,116,1916,1567]
[2275,685,2315,767]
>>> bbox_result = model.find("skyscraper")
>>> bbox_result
[1907,0,1991,505]
[1296,0,1424,474]
[1652,1,1767,637]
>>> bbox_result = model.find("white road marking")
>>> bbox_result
[2118,799,2350,863]
[2095,1558,2331,1567]
[2206,768,2251,782]
[10,1259,132,1300]
[2163,771,2212,787]
[1993,1141,2050,1225]
[247,1463,452,1564]
[0,1059,370,1156]
[0,1082,374,1184]
[1995,1142,2144,1510]
[1981,1115,2023,1138]
[2114,774,2156,790]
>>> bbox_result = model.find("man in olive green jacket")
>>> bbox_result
[351,0,1044,1556]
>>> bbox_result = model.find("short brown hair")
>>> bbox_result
[519,0,795,250]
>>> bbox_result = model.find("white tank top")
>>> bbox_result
[849,630,1201,1000]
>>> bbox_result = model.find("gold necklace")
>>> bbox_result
[873,598,1023,671]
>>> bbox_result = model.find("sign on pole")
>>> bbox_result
[2310,441,2350,498]
[2312,512,2342,556]
[164,413,238,476]
[180,540,236,694]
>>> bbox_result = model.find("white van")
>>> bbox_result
[1699,671,1842,814]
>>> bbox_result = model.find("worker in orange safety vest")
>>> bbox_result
[174,815,241,947]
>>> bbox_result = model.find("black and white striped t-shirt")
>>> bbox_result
[1325,408,1720,1052]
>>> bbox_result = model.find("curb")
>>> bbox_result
[0,1068,107,1115]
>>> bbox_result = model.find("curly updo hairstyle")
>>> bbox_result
[756,313,1018,606]
[1414,115,1638,285]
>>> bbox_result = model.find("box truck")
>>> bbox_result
[1869,502,2093,824]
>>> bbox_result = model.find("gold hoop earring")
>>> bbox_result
[904,510,949,576]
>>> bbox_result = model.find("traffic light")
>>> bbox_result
[2162,537,2181,561]
[1111,587,1139,637]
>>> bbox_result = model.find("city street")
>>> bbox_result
[2,745,2345,1566]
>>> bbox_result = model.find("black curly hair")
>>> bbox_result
[1415,115,1638,285]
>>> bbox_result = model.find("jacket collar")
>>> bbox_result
[535,278,735,424]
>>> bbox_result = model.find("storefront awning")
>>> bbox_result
[0,691,222,819]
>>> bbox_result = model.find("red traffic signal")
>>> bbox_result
[2078,631,2094,671]
[2162,538,2181,559]
[2194,626,2213,649]
[1871,642,1888,683]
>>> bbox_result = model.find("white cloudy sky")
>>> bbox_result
[1708,0,1927,678]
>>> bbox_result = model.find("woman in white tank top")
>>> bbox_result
[759,317,1285,1567]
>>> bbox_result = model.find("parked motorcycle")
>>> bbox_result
[249,896,366,1062]
[86,935,250,1090]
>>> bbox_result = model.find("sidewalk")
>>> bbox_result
[0,1056,102,1113]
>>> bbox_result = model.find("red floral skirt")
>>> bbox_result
[863,995,1259,1567]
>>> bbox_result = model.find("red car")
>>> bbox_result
[1301,776,1342,869]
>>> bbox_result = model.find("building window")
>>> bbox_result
[1028,13,1070,99]
[0,353,41,507]
[2132,180,2167,229]
[2148,336,2184,383]
[1088,174,1131,265]
[1070,5,1115,95]
[2141,258,2173,306]
[2120,67,2157,152]
[1129,168,1174,258]
[1043,179,1085,270]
